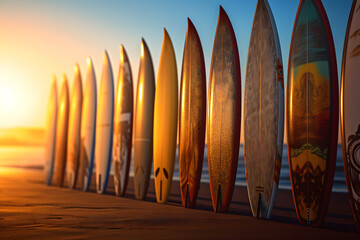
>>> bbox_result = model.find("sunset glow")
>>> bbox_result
[0,0,351,145]
[0,64,42,128]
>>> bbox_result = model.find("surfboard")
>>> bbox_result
[95,51,114,194]
[341,0,360,231]
[133,39,155,200]
[179,18,206,208]
[153,29,178,203]
[66,64,83,189]
[244,0,284,219]
[208,6,241,213]
[44,76,58,185]
[52,74,70,187]
[78,57,97,192]
[287,0,338,226]
[113,45,133,197]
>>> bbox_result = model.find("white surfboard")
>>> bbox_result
[95,51,114,194]
[44,75,58,185]
[244,0,284,219]
[66,64,83,189]
[78,57,97,191]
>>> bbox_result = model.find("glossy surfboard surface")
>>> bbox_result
[179,18,206,208]
[244,0,284,219]
[95,51,114,194]
[52,75,70,187]
[113,45,133,197]
[153,29,178,203]
[44,76,58,185]
[66,64,83,189]
[133,39,155,200]
[78,58,97,191]
[287,0,338,226]
[341,0,360,231]
[208,6,241,213]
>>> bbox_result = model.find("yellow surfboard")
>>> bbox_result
[133,39,155,200]
[44,76,58,185]
[52,75,70,187]
[66,64,83,189]
[153,29,178,203]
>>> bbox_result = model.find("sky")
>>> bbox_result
[0,0,353,134]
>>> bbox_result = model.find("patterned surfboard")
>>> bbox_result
[287,0,339,226]
[341,0,360,231]
[113,45,133,197]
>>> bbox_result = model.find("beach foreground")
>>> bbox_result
[0,166,358,239]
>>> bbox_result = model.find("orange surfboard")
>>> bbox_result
[153,29,178,203]
[179,18,206,208]
[207,6,241,213]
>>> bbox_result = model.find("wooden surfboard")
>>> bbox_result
[95,51,114,194]
[179,18,206,208]
[341,0,360,231]
[244,0,284,219]
[133,39,155,200]
[52,74,70,187]
[78,58,97,191]
[208,6,241,213]
[153,29,178,204]
[44,76,58,185]
[113,45,133,197]
[66,64,83,189]
[287,0,338,226]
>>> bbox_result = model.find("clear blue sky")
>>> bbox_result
[0,0,353,128]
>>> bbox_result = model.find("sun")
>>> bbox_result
[0,65,31,128]
[0,84,19,113]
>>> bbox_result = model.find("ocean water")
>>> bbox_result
[0,144,347,193]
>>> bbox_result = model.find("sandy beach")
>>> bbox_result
[0,166,358,239]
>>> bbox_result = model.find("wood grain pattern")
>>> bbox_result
[244,0,284,219]
[179,18,206,208]
[208,6,241,213]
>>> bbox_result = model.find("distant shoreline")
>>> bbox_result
[0,143,44,147]
[0,127,44,146]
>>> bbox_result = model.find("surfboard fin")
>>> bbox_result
[257,193,262,218]
[160,180,162,201]
[137,183,141,199]
[98,174,101,193]
[256,193,268,218]
[216,184,221,213]
[185,184,190,208]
